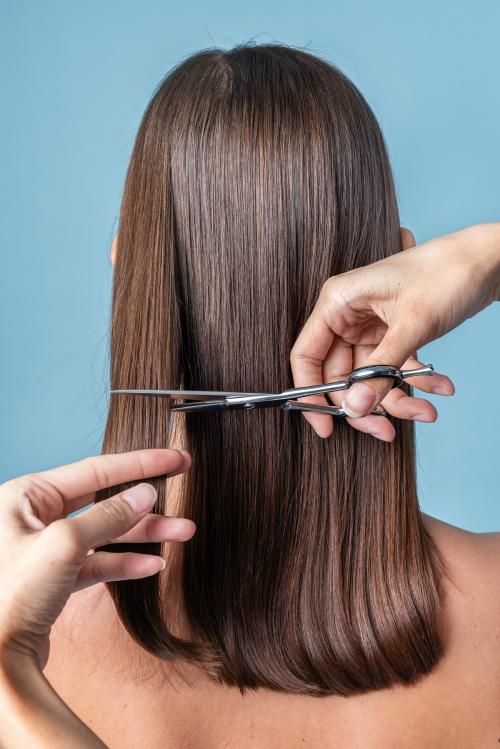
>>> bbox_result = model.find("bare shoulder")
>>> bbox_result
[421,512,500,697]
[423,511,500,555]
[422,512,500,602]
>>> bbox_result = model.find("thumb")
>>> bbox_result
[68,483,158,551]
[342,325,414,417]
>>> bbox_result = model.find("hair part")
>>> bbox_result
[98,43,444,696]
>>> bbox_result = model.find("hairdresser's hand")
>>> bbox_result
[0,449,195,670]
[291,223,500,440]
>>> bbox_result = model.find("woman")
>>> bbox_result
[2,44,500,747]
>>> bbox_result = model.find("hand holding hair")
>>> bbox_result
[0,449,194,748]
[291,223,500,440]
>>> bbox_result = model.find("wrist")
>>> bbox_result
[0,648,43,746]
[0,641,38,684]
[454,223,500,306]
[0,643,107,749]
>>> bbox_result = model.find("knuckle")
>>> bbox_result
[6,474,35,497]
[289,341,300,363]
[98,498,132,528]
[290,337,309,369]
[84,555,104,586]
[320,276,344,307]
[321,277,335,296]
[81,456,113,489]
[135,452,151,478]
[44,520,82,559]
[320,281,345,322]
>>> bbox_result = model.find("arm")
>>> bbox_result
[477,222,500,302]
[0,651,107,749]
[290,222,500,439]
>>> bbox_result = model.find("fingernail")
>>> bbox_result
[342,383,377,418]
[122,483,157,513]
[180,449,191,465]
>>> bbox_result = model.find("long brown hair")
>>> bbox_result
[98,44,443,696]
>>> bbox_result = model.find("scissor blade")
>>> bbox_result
[110,388,266,401]
[282,401,387,417]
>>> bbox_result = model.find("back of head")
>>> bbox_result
[100,44,443,696]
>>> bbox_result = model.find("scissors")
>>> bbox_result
[110,363,435,419]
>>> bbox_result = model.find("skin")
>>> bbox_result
[1,222,500,748]
[290,224,500,439]
[44,515,500,748]
[0,449,194,748]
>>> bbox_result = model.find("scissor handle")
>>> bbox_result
[347,363,434,389]
[347,364,402,388]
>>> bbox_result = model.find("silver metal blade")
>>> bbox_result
[110,388,267,401]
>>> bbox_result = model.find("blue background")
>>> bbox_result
[1,1,499,530]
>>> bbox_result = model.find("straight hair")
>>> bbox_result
[98,44,444,696]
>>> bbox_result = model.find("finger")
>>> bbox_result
[341,330,427,417]
[66,482,159,551]
[290,296,337,438]
[75,551,166,591]
[296,337,352,435]
[345,414,396,442]
[290,293,343,438]
[381,387,438,423]
[291,293,336,386]
[108,514,196,544]
[34,449,190,503]
[323,341,399,439]
[291,335,348,438]
[65,451,192,516]
[293,395,333,439]
[342,347,439,436]
[404,371,455,395]
[322,338,353,399]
